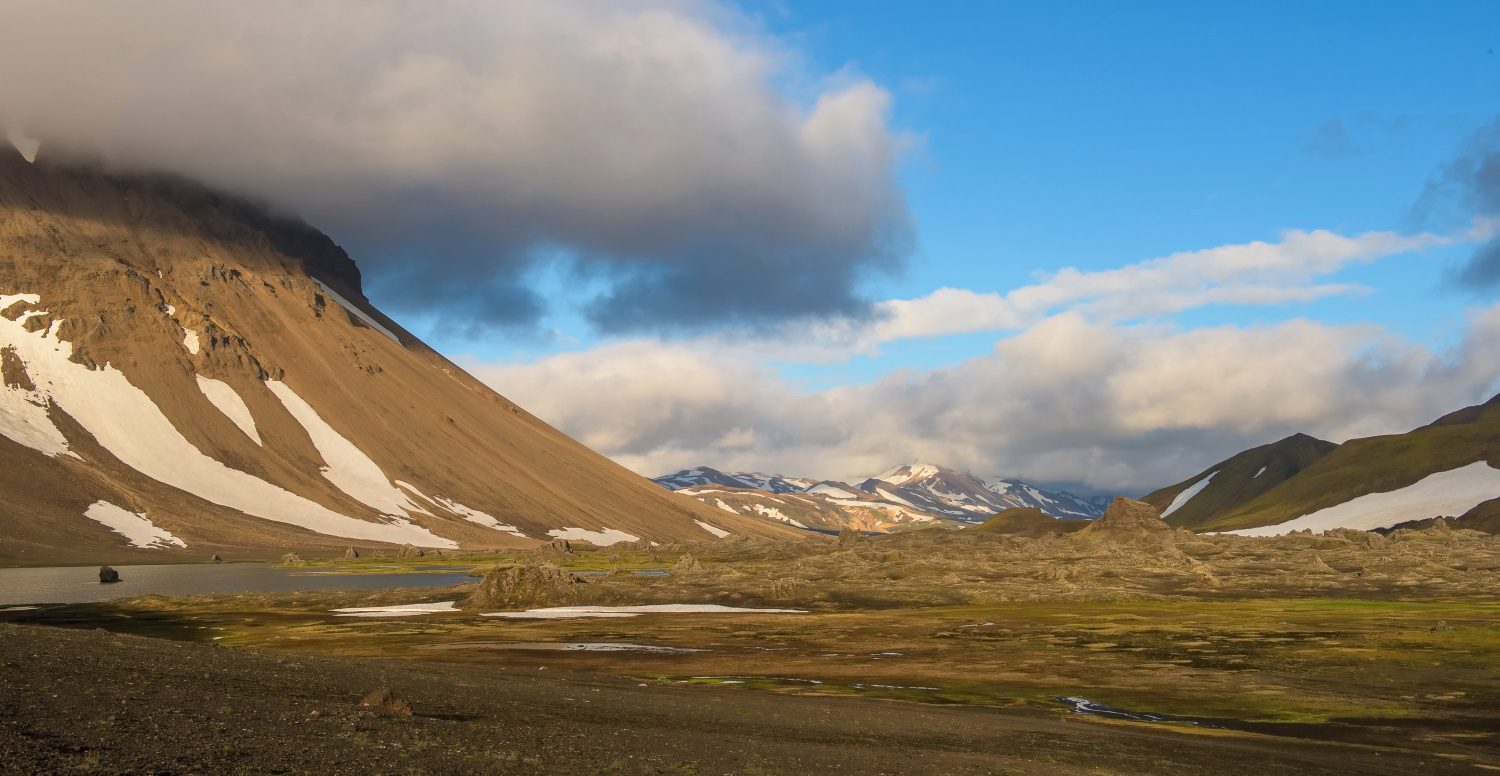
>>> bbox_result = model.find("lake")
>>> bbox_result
[0,563,474,606]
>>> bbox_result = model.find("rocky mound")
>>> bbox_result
[973,507,1088,538]
[1074,497,1172,540]
[461,562,585,610]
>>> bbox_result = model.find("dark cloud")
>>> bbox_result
[0,1,912,335]
[1412,116,1500,291]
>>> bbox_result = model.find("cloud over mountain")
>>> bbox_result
[0,0,911,333]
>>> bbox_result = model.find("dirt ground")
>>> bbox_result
[2,622,1495,776]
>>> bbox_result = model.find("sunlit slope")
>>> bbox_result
[1197,394,1500,533]
[1143,433,1337,530]
[0,144,794,564]
[971,507,1087,538]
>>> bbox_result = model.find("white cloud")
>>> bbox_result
[476,304,1500,494]
[0,0,911,331]
[783,227,1456,356]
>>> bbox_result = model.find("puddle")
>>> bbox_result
[414,641,706,654]
[1058,697,1227,728]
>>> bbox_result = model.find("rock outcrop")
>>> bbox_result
[358,689,413,716]
[98,566,119,583]
[461,562,584,610]
[1075,497,1172,541]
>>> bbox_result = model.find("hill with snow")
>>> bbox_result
[0,143,793,564]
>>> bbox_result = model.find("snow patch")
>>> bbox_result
[7,131,39,163]
[1253,466,1267,478]
[182,329,199,354]
[164,304,176,316]
[1226,461,1500,536]
[195,376,261,445]
[547,527,640,546]
[1161,471,1217,518]
[713,498,738,514]
[331,601,457,617]
[751,504,807,528]
[83,501,186,549]
[266,380,432,520]
[874,464,938,486]
[394,480,527,538]
[0,304,76,458]
[694,519,730,538]
[311,279,401,344]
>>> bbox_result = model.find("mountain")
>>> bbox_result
[1146,394,1500,535]
[0,143,794,565]
[857,464,1108,521]
[652,467,818,495]
[653,462,1109,530]
[1142,433,1338,530]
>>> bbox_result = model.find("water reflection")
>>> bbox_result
[0,564,473,605]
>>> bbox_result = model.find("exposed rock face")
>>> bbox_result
[1075,497,1172,540]
[98,565,119,583]
[671,554,703,573]
[358,688,413,716]
[462,562,582,610]
[536,539,573,555]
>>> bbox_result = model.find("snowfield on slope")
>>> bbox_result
[195,376,262,444]
[83,500,186,549]
[1226,461,1500,536]
[1161,471,1217,518]
[0,294,455,547]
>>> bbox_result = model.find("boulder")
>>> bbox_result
[343,547,359,560]
[280,553,304,566]
[536,538,573,555]
[462,562,584,609]
[358,688,413,716]
[98,566,120,584]
[671,553,703,573]
[397,544,424,558]
[209,554,223,563]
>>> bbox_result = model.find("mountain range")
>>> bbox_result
[0,143,795,565]
[652,463,1109,532]
[1143,393,1500,535]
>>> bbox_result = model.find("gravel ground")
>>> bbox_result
[1,623,1488,775]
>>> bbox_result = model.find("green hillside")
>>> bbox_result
[1144,433,1337,530]
[1197,393,1500,532]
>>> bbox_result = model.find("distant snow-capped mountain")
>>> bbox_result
[859,464,1107,521]
[654,463,1109,527]
[652,467,819,495]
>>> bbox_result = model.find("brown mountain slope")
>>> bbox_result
[971,507,1086,538]
[1143,433,1338,530]
[0,144,794,565]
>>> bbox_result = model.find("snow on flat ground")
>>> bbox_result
[330,601,457,617]
[1227,461,1500,536]
[483,604,808,618]
[195,376,261,444]
[0,296,453,547]
[1161,471,1217,518]
[547,527,640,546]
[694,519,731,538]
[266,380,433,521]
[83,500,186,549]
[311,279,401,344]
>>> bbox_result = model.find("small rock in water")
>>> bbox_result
[98,566,120,584]
[343,547,359,560]
[359,688,413,716]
